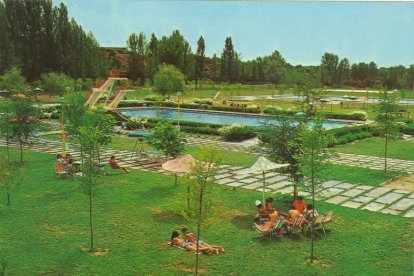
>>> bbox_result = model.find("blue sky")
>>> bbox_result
[58,1,414,67]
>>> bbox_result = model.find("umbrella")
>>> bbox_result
[162,154,196,185]
[241,156,289,204]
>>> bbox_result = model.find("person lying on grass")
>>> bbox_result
[181,227,224,254]
[170,231,216,255]
[109,156,130,173]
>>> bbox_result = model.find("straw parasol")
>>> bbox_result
[241,156,289,204]
[162,154,196,185]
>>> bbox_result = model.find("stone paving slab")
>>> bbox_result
[321,180,342,188]
[365,187,392,198]
[243,182,265,190]
[341,201,364,209]
[274,187,294,195]
[336,183,355,189]
[326,196,350,205]
[341,188,365,197]
[381,209,400,215]
[265,175,288,183]
[403,210,414,218]
[363,202,385,212]
[266,182,291,190]
[376,192,405,205]
[239,178,260,184]
[388,198,414,211]
[320,188,344,199]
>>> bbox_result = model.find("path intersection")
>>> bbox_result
[1,131,413,218]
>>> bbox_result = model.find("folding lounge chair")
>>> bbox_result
[322,211,335,233]
[309,215,325,238]
[289,215,305,238]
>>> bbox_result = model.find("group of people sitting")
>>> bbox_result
[254,196,319,234]
[170,227,224,255]
[55,154,130,175]
[55,153,75,175]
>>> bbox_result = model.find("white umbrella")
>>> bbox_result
[162,154,195,185]
[241,156,289,204]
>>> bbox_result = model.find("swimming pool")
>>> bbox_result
[119,108,348,129]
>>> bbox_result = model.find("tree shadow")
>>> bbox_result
[153,212,185,224]
[230,215,253,230]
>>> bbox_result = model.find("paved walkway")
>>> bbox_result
[1,137,413,218]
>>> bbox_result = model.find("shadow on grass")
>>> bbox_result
[153,212,185,224]
[140,185,173,198]
[231,215,253,230]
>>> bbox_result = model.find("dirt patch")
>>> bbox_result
[176,264,207,273]
[304,257,332,267]
[382,174,414,191]
[220,209,249,219]
[43,222,66,236]
[81,247,110,256]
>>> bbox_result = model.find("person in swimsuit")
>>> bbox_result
[109,156,130,173]
[170,231,213,254]
[181,228,224,254]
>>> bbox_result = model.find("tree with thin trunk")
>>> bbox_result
[185,147,220,275]
[195,36,205,88]
[77,125,101,252]
[296,117,333,263]
[0,152,23,206]
[374,89,402,173]
[0,99,14,161]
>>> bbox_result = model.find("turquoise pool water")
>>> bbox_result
[119,108,347,129]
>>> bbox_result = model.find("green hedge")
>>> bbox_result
[263,107,366,121]
[400,123,414,135]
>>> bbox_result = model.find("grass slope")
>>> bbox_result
[0,149,412,275]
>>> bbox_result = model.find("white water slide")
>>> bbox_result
[105,90,134,110]
[85,77,127,108]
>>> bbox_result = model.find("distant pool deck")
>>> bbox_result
[118,107,363,129]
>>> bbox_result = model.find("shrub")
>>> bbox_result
[125,117,148,130]
[262,105,282,114]
[218,124,257,141]
[348,111,367,121]
[144,94,161,101]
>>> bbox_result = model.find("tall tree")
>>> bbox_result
[146,33,159,80]
[195,36,205,88]
[221,37,235,82]
[126,32,146,83]
[374,90,402,173]
[320,53,339,85]
[337,58,350,85]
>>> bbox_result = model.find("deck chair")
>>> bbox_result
[272,218,286,239]
[322,211,335,233]
[253,218,285,240]
[55,162,69,179]
[306,215,325,238]
[289,215,306,238]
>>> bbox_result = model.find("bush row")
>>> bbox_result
[262,107,367,121]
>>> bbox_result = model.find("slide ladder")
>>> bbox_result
[212,91,221,100]
[106,90,134,110]
[86,77,127,108]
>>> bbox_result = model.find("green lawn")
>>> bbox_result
[334,137,414,161]
[322,164,400,186]
[0,148,412,275]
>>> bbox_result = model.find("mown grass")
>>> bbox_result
[322,164,400,186]
[0,148,412,275]
[334,137,414,161]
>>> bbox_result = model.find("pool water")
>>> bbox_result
[119,108,347,129]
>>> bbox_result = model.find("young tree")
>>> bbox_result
[374,90,402,173]
[296,117,333,263]
[298,85,327,119]
[10,97,42,162]
[64,92,88,137]
[195,36,205,88]
[146,121,186,158]
[186,147,220,275]
[153,65,185,97]
[80,108,116,162]
[76,125,101,252]
[0,153,23,206]
[0,99,15,160]
[259,115,304,198]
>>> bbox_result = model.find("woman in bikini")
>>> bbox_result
[170,231,214,255]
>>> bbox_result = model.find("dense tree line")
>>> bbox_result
[0,0,108,81]
[124,30,413,89]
